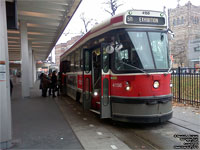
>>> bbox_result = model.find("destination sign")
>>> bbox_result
[126,15,165,25]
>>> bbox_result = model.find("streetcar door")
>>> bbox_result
[83,49,91,110]
[100,44,111,118]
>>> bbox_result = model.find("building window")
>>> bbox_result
[177,18,180,25]
[194,17,199,24]
[191,16,195,24]
[194,46,200,52]
[197,17,199,24]
[173,19,176,26]
[181,17,184,24]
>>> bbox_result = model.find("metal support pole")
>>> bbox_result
[0,0,12,149]
[20,21,30,97]
[29,42,33,88]
[33,52,37,82]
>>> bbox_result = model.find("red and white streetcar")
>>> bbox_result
[60,9,173,123]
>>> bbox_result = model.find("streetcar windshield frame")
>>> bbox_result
[113,29,169,73]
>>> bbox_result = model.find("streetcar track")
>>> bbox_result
[168,120,200,134]
[97,117,200,150]
[119,128,159,150]
[132,133,159,150]
[99,119,164,149]
[172,116,200,126]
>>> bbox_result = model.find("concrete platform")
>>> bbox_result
[10,82,83,149]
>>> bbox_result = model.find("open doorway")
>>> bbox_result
[91,48,101,110]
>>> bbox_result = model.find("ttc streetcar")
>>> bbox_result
[60,10,173,123]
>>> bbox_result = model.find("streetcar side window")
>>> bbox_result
[80,49,83,71]
[85,50,90,73]
[74,49,81,71]
[70,53,75,72]
[60,61,70,73]
[66,55,71,72]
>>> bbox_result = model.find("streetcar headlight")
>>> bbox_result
[153,81,160,89]
[94,91,98,96]
[170,83,173,88]
[125,86,130,91]
[125,81,131,91]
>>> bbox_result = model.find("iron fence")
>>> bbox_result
[171,67,200,106]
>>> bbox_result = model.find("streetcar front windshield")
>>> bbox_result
[114,31,169,72]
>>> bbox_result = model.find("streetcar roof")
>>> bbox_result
[60,9,167,61]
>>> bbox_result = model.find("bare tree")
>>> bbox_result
[103,0,123,16]
[62,30,70,36]
[80,12,98,34]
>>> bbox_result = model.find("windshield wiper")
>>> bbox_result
[121,61,150,75]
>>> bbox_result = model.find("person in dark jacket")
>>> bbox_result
[51,71,57,97]
[41,74,50,97]
[10,79,13,96]
[57,72,62,96]
[39,73,44,96]
[48,73,52,96]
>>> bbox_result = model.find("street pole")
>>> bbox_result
[199,56,200,66]
[0,0,12,149]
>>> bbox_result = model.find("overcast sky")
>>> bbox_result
[51,0,200,62]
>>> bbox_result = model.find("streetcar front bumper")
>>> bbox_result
[111,95,173,123]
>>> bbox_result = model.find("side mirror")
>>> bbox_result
[115,44,123,52]
[105,43,123,54]
[167,28,174,40]
[105,45,114,54]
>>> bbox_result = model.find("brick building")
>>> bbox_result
[168,1,200,67]
[55,35,82,66]
[55,43,68,66]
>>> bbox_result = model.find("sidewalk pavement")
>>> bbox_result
[170,104,200,134]
[10,81,83,149]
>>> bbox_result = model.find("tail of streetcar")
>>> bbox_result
[60,9,174,123]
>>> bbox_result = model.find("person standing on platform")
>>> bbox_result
[10,79,13,96]
[57,72,62,96]
[39,73,44,96]
[48,73,52,96]
[51,71,57,97]
[41,74,50,97]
